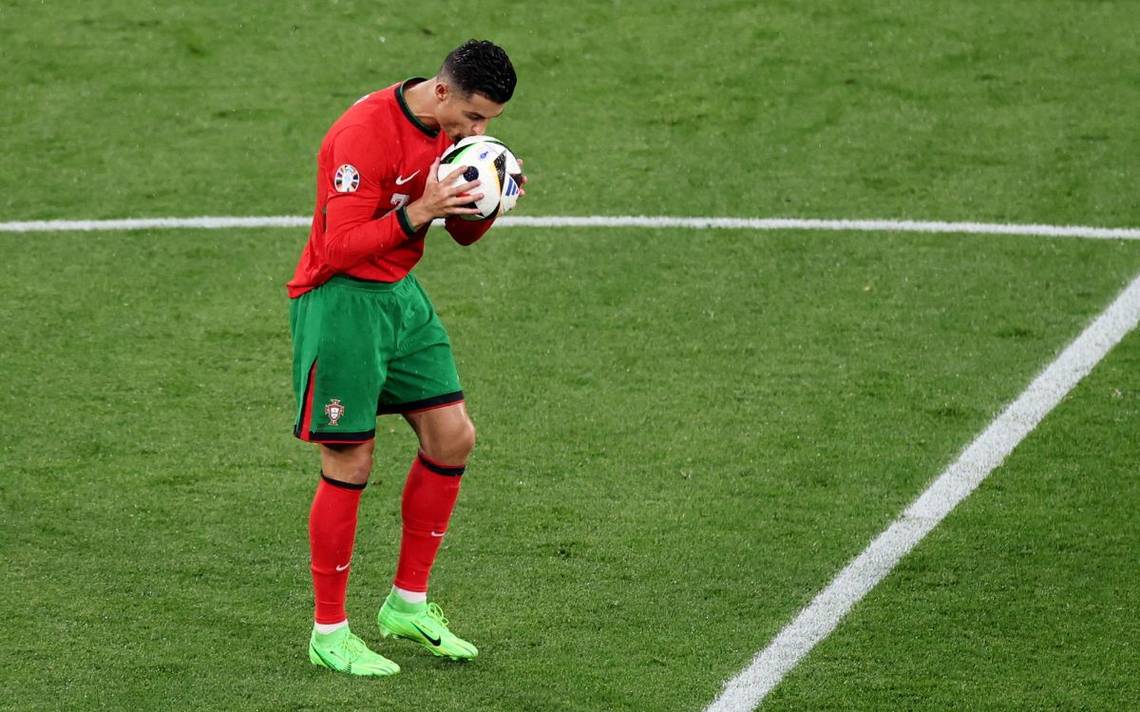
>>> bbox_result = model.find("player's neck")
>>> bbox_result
[403,78,442,131]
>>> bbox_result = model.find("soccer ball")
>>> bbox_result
[436,136,523,220]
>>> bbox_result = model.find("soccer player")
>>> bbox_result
[287,40,522,677]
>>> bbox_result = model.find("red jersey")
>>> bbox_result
[287,79,492,298]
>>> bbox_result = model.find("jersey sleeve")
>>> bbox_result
[322,125,417,271]
[444,216,494,246]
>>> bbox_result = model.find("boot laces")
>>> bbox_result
[425,602,450,629]
[340,632,369,658]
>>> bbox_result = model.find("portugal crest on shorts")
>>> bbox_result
[334,164,360,193]
[324,399,345,426]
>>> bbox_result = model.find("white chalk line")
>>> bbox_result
[705,271,1140,711]
[1,214,1139,239]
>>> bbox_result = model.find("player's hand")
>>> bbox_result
[516,158,528,197]
[405,156,484,229]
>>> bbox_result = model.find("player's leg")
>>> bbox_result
[291,278,400,676]
[310,440,373,630]
[377,403,478,659]
[394,402,475,596]
[307,438,399,676]
[374,276,478,659]
[403,400,477,464]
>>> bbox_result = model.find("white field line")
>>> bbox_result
[1,214,1139,239]
[705,271,1140,712]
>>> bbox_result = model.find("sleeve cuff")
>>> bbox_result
[396,206,416,237]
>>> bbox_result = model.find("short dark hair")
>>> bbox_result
[440,39,516,104]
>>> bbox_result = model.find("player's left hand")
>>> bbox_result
[516,158,528,197]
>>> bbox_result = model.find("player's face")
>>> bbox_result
[436,84,505,141]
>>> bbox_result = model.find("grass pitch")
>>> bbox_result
[2,1,1139,710]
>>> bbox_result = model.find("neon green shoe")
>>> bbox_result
[308,626,400,677]
[377,594,478,660]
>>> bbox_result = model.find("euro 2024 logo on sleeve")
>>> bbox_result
[324,399,345,426]
[334,164,360,192]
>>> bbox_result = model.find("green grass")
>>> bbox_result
[2,1,1138,225]
[765,330,1140,710]
[2,1,1139,710]
[2,230,1138,710]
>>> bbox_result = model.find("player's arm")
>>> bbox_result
[322,127,416,272]
[444,215,494,246]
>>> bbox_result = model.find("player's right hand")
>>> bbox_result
[405,157,483,230]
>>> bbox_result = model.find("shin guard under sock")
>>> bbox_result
[309,474,365,624]
[393,452,465,592]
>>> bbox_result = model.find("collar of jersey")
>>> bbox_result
[396,78,440,138]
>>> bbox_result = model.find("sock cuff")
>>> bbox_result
[313,619,349,633]
[320,472,367,490]
[417,451,466,477]
[387,588,429,609]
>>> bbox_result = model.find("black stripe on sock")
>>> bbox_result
[320,472,367,490]
[417,453,466,477]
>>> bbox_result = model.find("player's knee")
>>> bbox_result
[455,418,477,459]
[444,418,477,463]
[348,452,374,479]
[424,417,476,464]
[321,442,374,484]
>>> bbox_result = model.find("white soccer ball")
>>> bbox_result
[436,136,523,220]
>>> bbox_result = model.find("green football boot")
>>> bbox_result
[308,626,400,677]
[377,593,478,660]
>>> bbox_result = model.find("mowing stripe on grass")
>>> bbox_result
[705,272,1140,712]
[1,215,1139,239]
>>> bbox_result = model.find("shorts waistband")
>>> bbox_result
[326,273,414,292]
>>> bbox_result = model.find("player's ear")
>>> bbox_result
[434,81,450,103]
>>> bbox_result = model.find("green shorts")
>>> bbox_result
[290,273,463,443]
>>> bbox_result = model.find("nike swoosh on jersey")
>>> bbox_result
[335,562,351,572]
[395,171,420,185]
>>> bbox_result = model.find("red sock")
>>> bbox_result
[393,451,465,592]
[309,474,365,624]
